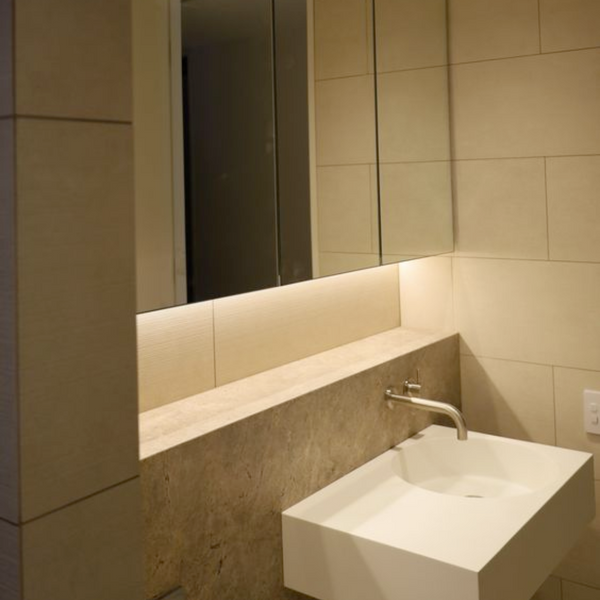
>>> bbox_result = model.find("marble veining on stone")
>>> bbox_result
[141,331,460,600]
[140,328,454,459]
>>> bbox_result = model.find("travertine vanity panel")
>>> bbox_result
[141,331,460,600]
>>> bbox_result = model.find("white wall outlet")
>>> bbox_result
[584,390,600,435]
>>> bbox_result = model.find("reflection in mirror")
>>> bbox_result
[181,0,280,302]
[132,0,453,313]
[375,0,453,263]
[313,0,380,277]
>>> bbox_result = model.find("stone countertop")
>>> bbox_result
[139,327,456,460]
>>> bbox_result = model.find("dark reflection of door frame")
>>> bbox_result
[179,0,313,303]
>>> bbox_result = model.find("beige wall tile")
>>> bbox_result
[0,120,18,523]
[454,158,548,259]
[0,519,20,600]
[556,482,600,589]
[22,479,143,600]
[451,50,600,159]
[15,0,132,120]
[16,119,139,520]
[214,265,400,384]
[532,576,562,600]
[461,355,555,444]
[554,367,600,480]
[378,67,451,163]
[453,258,600,371]
[0,0,13,116]
[380,162,453,256]
[399,256,454,332]
[541,0,600,53]
[317,165,374,253]
[563,581,600,600]
[316,75,376,165]
[315,0,370,79]
[547,156,600,263]
[134,0,176,313]
[137,301,216,413]
[448,0,540,64]
[375,0,447,72]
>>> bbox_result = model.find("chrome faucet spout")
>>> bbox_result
[385,388,468,441]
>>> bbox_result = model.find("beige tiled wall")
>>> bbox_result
[0,0,143,597]
[401,1,600,598]
[138,264,401,412]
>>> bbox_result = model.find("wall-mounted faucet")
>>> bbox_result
[385,378,468,441]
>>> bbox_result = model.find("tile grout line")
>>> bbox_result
[211,301,218,388]
[560,577,564,600]
[449,44,600,68]
[458,351,600,375]
[452,153,600,163]
[561,577,600,593]
[538,0,543,54]
[453,254,600,266]
[316,46,600,80]
[19,475,139,526]
[544,157,551,261]
[551,365,558,446]
[14,114,132,126]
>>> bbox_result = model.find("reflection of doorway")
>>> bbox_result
[179,0,280,301]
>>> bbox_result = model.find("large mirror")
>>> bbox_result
[133,0,453,313]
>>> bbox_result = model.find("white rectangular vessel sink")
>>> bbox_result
[283,425,595,600]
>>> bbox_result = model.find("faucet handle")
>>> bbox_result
[404,369,422,395]
[404,380,422,395]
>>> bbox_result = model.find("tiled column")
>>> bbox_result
[0,0,143,598]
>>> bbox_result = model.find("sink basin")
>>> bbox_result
[283,425,595,600]
[394,435,559,498]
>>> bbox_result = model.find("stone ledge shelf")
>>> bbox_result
[139,328,455,459]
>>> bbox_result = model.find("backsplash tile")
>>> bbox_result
[137,302,216,413]
[213,266,400,386]
[453,158,548,259]
[453,258,600,371]
[547,156,600,263]
[451,50,600,159]
[540,0,600,53]
[460,355,555,445]
[448,0,540,63]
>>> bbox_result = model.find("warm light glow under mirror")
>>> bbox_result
[133,0,454,313]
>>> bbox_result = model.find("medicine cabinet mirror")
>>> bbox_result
[133,0,453,313]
